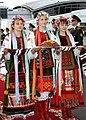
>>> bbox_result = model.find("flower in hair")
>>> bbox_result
[11,15,25,25]
[36,11,49,20]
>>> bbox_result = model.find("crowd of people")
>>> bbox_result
[0,11,86,120]
[0,28,9,45]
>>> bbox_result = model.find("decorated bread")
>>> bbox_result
[41,40,59,47]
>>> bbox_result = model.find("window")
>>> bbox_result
[0,8,7,18]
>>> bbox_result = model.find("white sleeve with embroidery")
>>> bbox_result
[50,31,61,60]
[1,37,10,60]
[27,31,38,59]
[3,36,11,60]
[66,30,80,57]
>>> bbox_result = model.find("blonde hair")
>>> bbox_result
[36,11,49,21]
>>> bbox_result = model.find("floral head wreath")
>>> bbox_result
[56,16,70,25]
[11,15,25,25]
[36,11,49,21]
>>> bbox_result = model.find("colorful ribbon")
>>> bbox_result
[23,31,30,99]
[12,31,19,104]
[46,27,56,89]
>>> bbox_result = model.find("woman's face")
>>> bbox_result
[13,19,24,32]
[38,15,48,27]
[59,21,68,32]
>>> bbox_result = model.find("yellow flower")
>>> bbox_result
[4,90,8,95]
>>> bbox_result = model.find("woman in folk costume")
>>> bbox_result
[1,15,34,115]
[0,51,7,111]
[27,11,61,120]
[51,16,84,119]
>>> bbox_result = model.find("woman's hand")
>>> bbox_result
[31,47,41,54]
[55,47,62,55]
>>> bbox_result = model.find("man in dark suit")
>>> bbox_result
[71,15,84,81]
[71,15,83,46]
